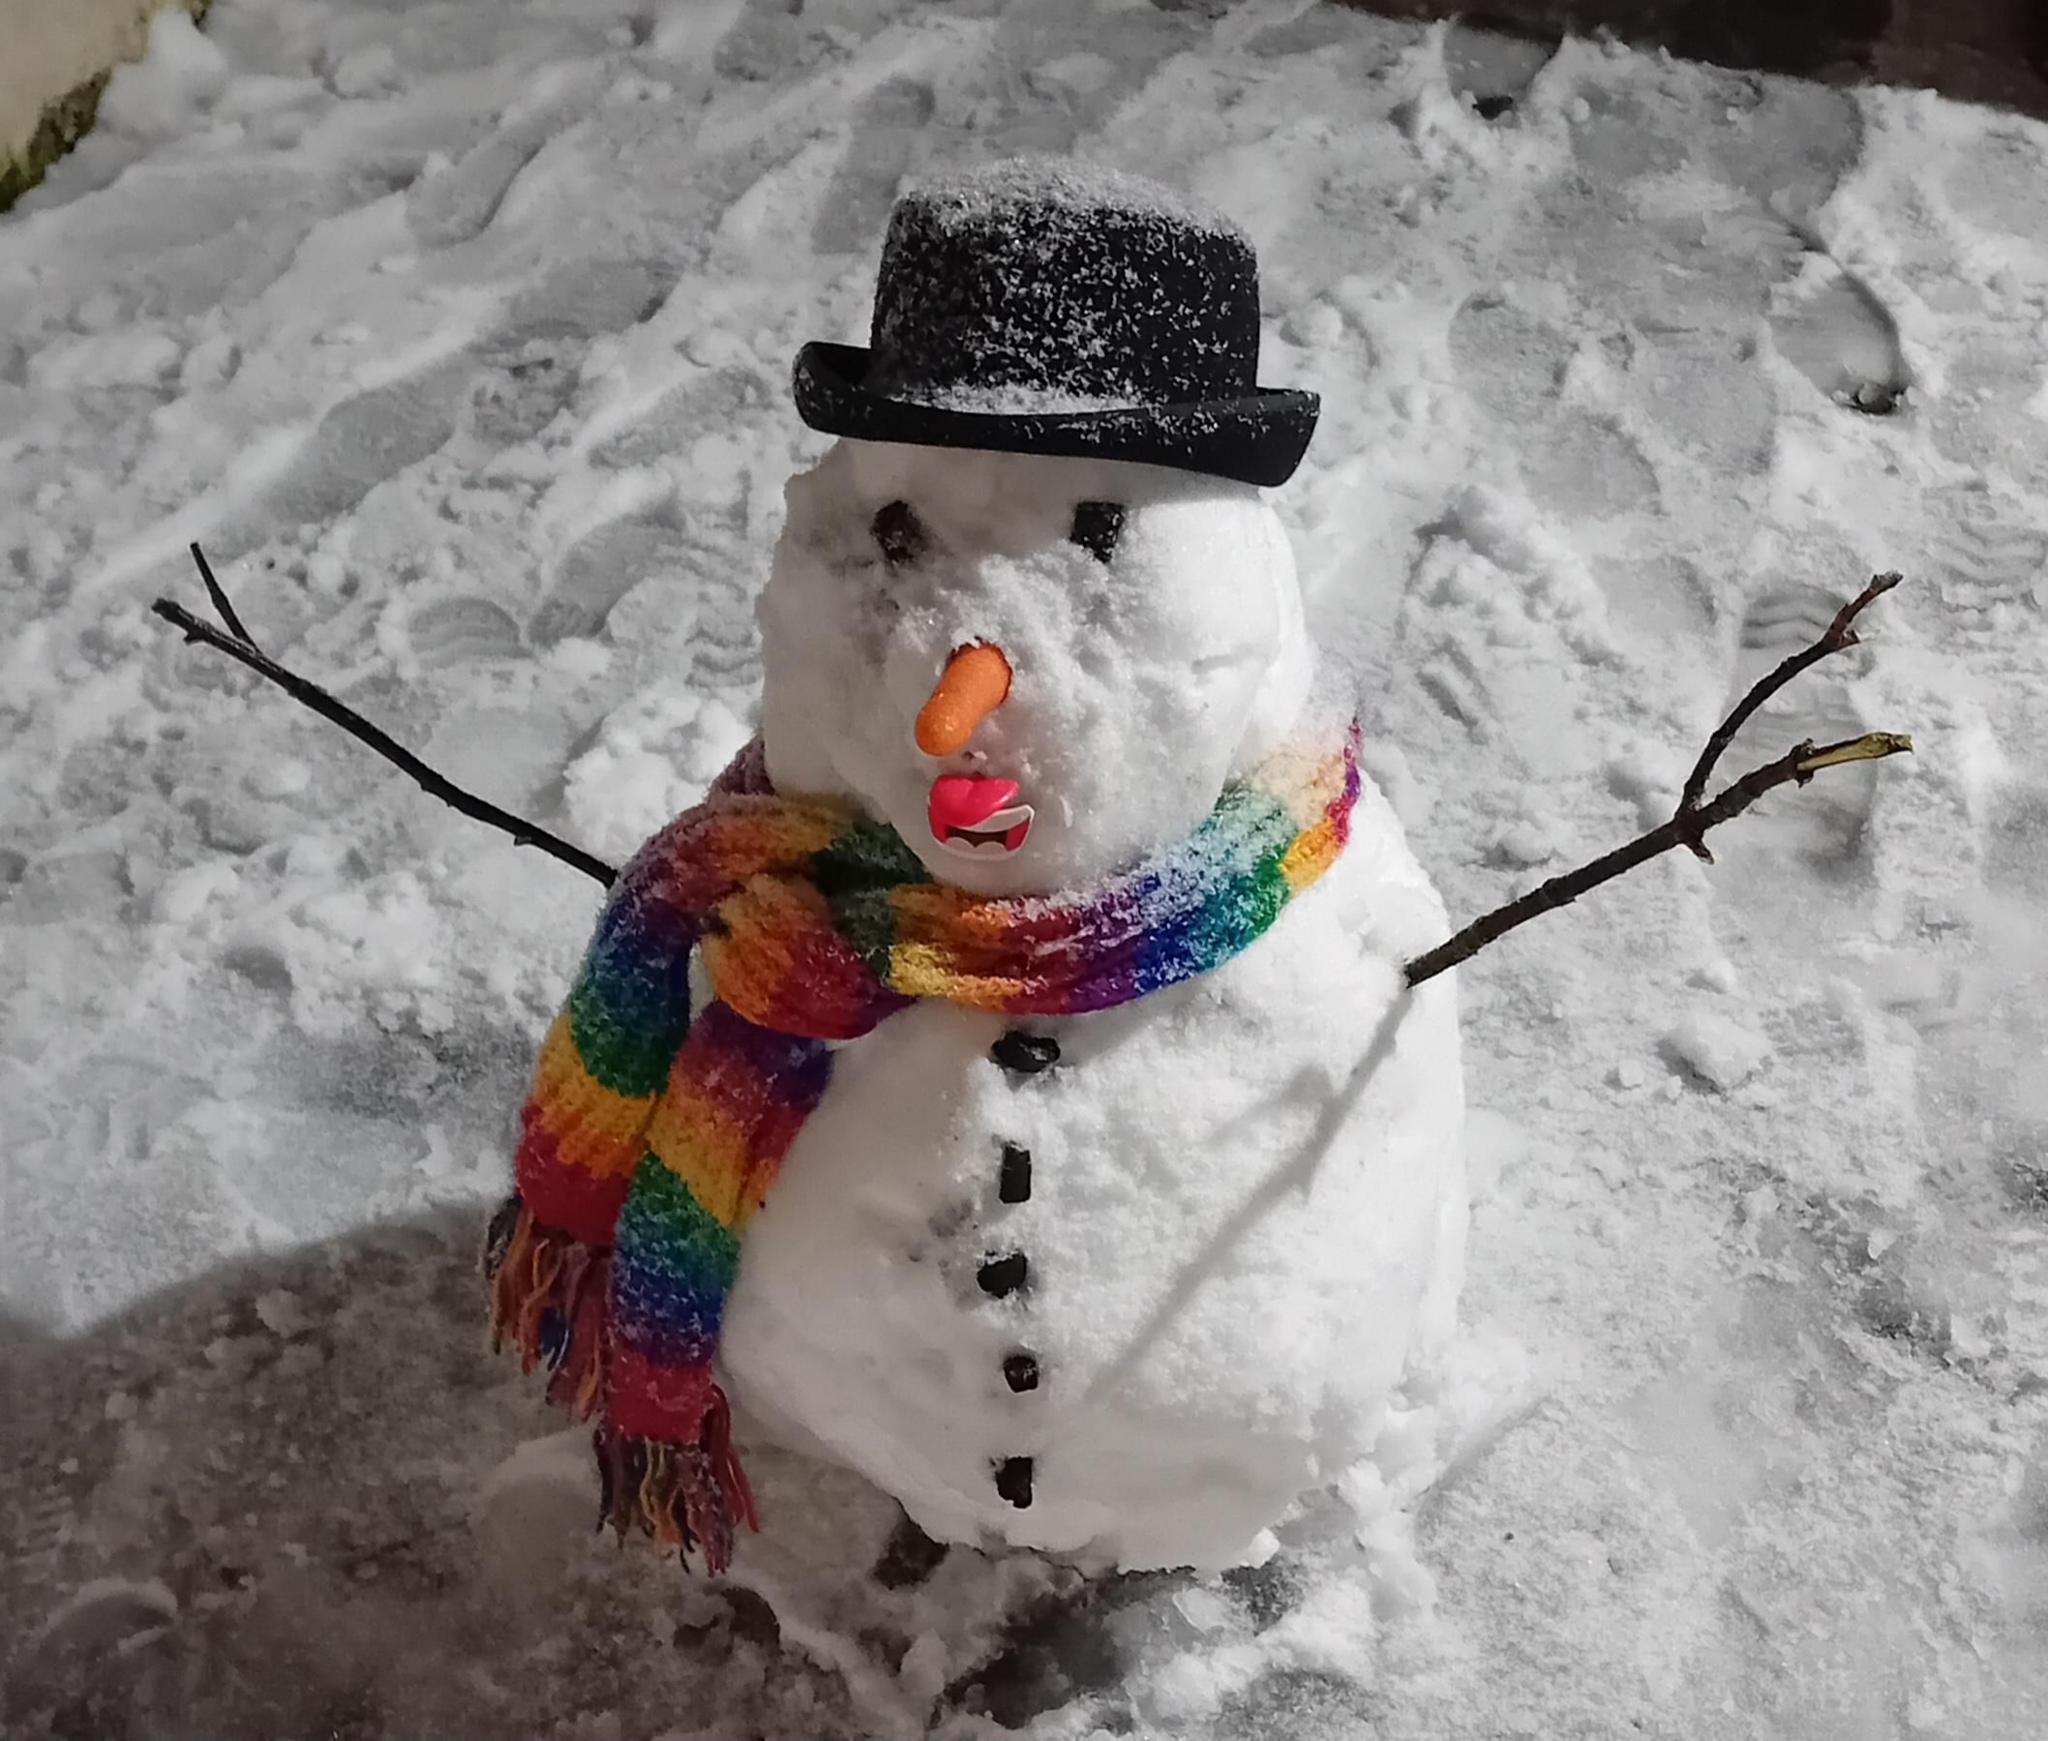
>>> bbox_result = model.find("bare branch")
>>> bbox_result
[1675,570,1901,846]
[154,550,618,889]
[1405,574,1913,990]
[1404,730,1912,989]
[188,540,257,649]
[158,543,1913,996]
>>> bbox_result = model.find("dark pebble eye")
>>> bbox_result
[873,500,926,567]
[1069,501,1125,564]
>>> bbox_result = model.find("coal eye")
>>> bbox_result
[1069,501,1125,564]
[872,500,926,567]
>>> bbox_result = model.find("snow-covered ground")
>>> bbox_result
[5,0,2048,1734]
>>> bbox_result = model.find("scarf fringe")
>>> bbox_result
[484,1193,610,1418]
[595,1389,758,1576]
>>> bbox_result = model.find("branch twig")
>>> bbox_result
[154,548,619,888]
[1404,575,1912,989]
[1674,571,1900,853]
[158,546,1913,992]
[189,540,256,650]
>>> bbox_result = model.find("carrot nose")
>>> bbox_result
[915,642,1013,757]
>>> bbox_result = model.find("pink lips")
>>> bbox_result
[930,775,1019,832]
[928,775,1034,856]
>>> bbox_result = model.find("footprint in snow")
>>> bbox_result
[810,77,935,257]
[589,364,776,470]
[505,257,672,342]
[16,1580,181,1662]
[257,357,469,532]
[529,514,692,647]
[463,331,584,452]
[1441,16,1557,121]
[1719,581,1880,865]
[0,1342,72,1585]
[978,0,1224,160]
[1702,78,1863,230]
[712,0,813,83]
[1939,127,2048,244]
[1693,580,1884,975]
[404,103,578,250]
[408,596,525,669]
[1970,787,2048,1217]
[1243,5,1361,57]
[1523,411,1660,520]
[1446,293,1573,430]
[1922,326,2048,499]
[1924,487,2048,619]
[1590,551,1717,644]
[1446,295,1660,519]
[1767,253,1910,417]
[464,259,672,451]
[460,264,667,454]
[3,1580,186,1728]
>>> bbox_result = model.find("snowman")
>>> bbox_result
[486,160,1465,1577]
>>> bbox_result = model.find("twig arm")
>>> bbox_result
[152,585,618,888]
[158,543,1912,987]
[1403,730,1911,988]
[1403,572,1910,988]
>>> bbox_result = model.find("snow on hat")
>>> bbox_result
[792,159,1320,487]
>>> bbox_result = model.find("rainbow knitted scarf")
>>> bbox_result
[486,720,1361,1571]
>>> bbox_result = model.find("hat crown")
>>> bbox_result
[866,161,1262,411]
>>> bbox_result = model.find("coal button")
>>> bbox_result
[998,1142,1032,1204]
[994,1456,1034,1508]
[977,1253,1028,1298]
[1002,1353,1040,1393]
[990,1031,1060,1075]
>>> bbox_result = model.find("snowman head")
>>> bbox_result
[758,159,1321,894]
[758,441,1313,894]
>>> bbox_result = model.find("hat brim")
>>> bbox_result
[792,343,1319,488]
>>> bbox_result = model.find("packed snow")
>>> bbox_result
[5,0,2048,1737]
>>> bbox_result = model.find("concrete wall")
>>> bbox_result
[1345,0,2048,117]
[1,0,207,209]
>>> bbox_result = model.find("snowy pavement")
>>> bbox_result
[5,0,2048,1735]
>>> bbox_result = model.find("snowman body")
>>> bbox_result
[719,788,1462,1570]
[718,438,1466,1571]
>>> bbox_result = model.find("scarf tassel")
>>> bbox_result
[596,1389,758,1576]
[488,1194,757,1574]
[485,1193,610,1418]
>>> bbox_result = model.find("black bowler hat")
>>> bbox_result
[792,161,1320,488]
